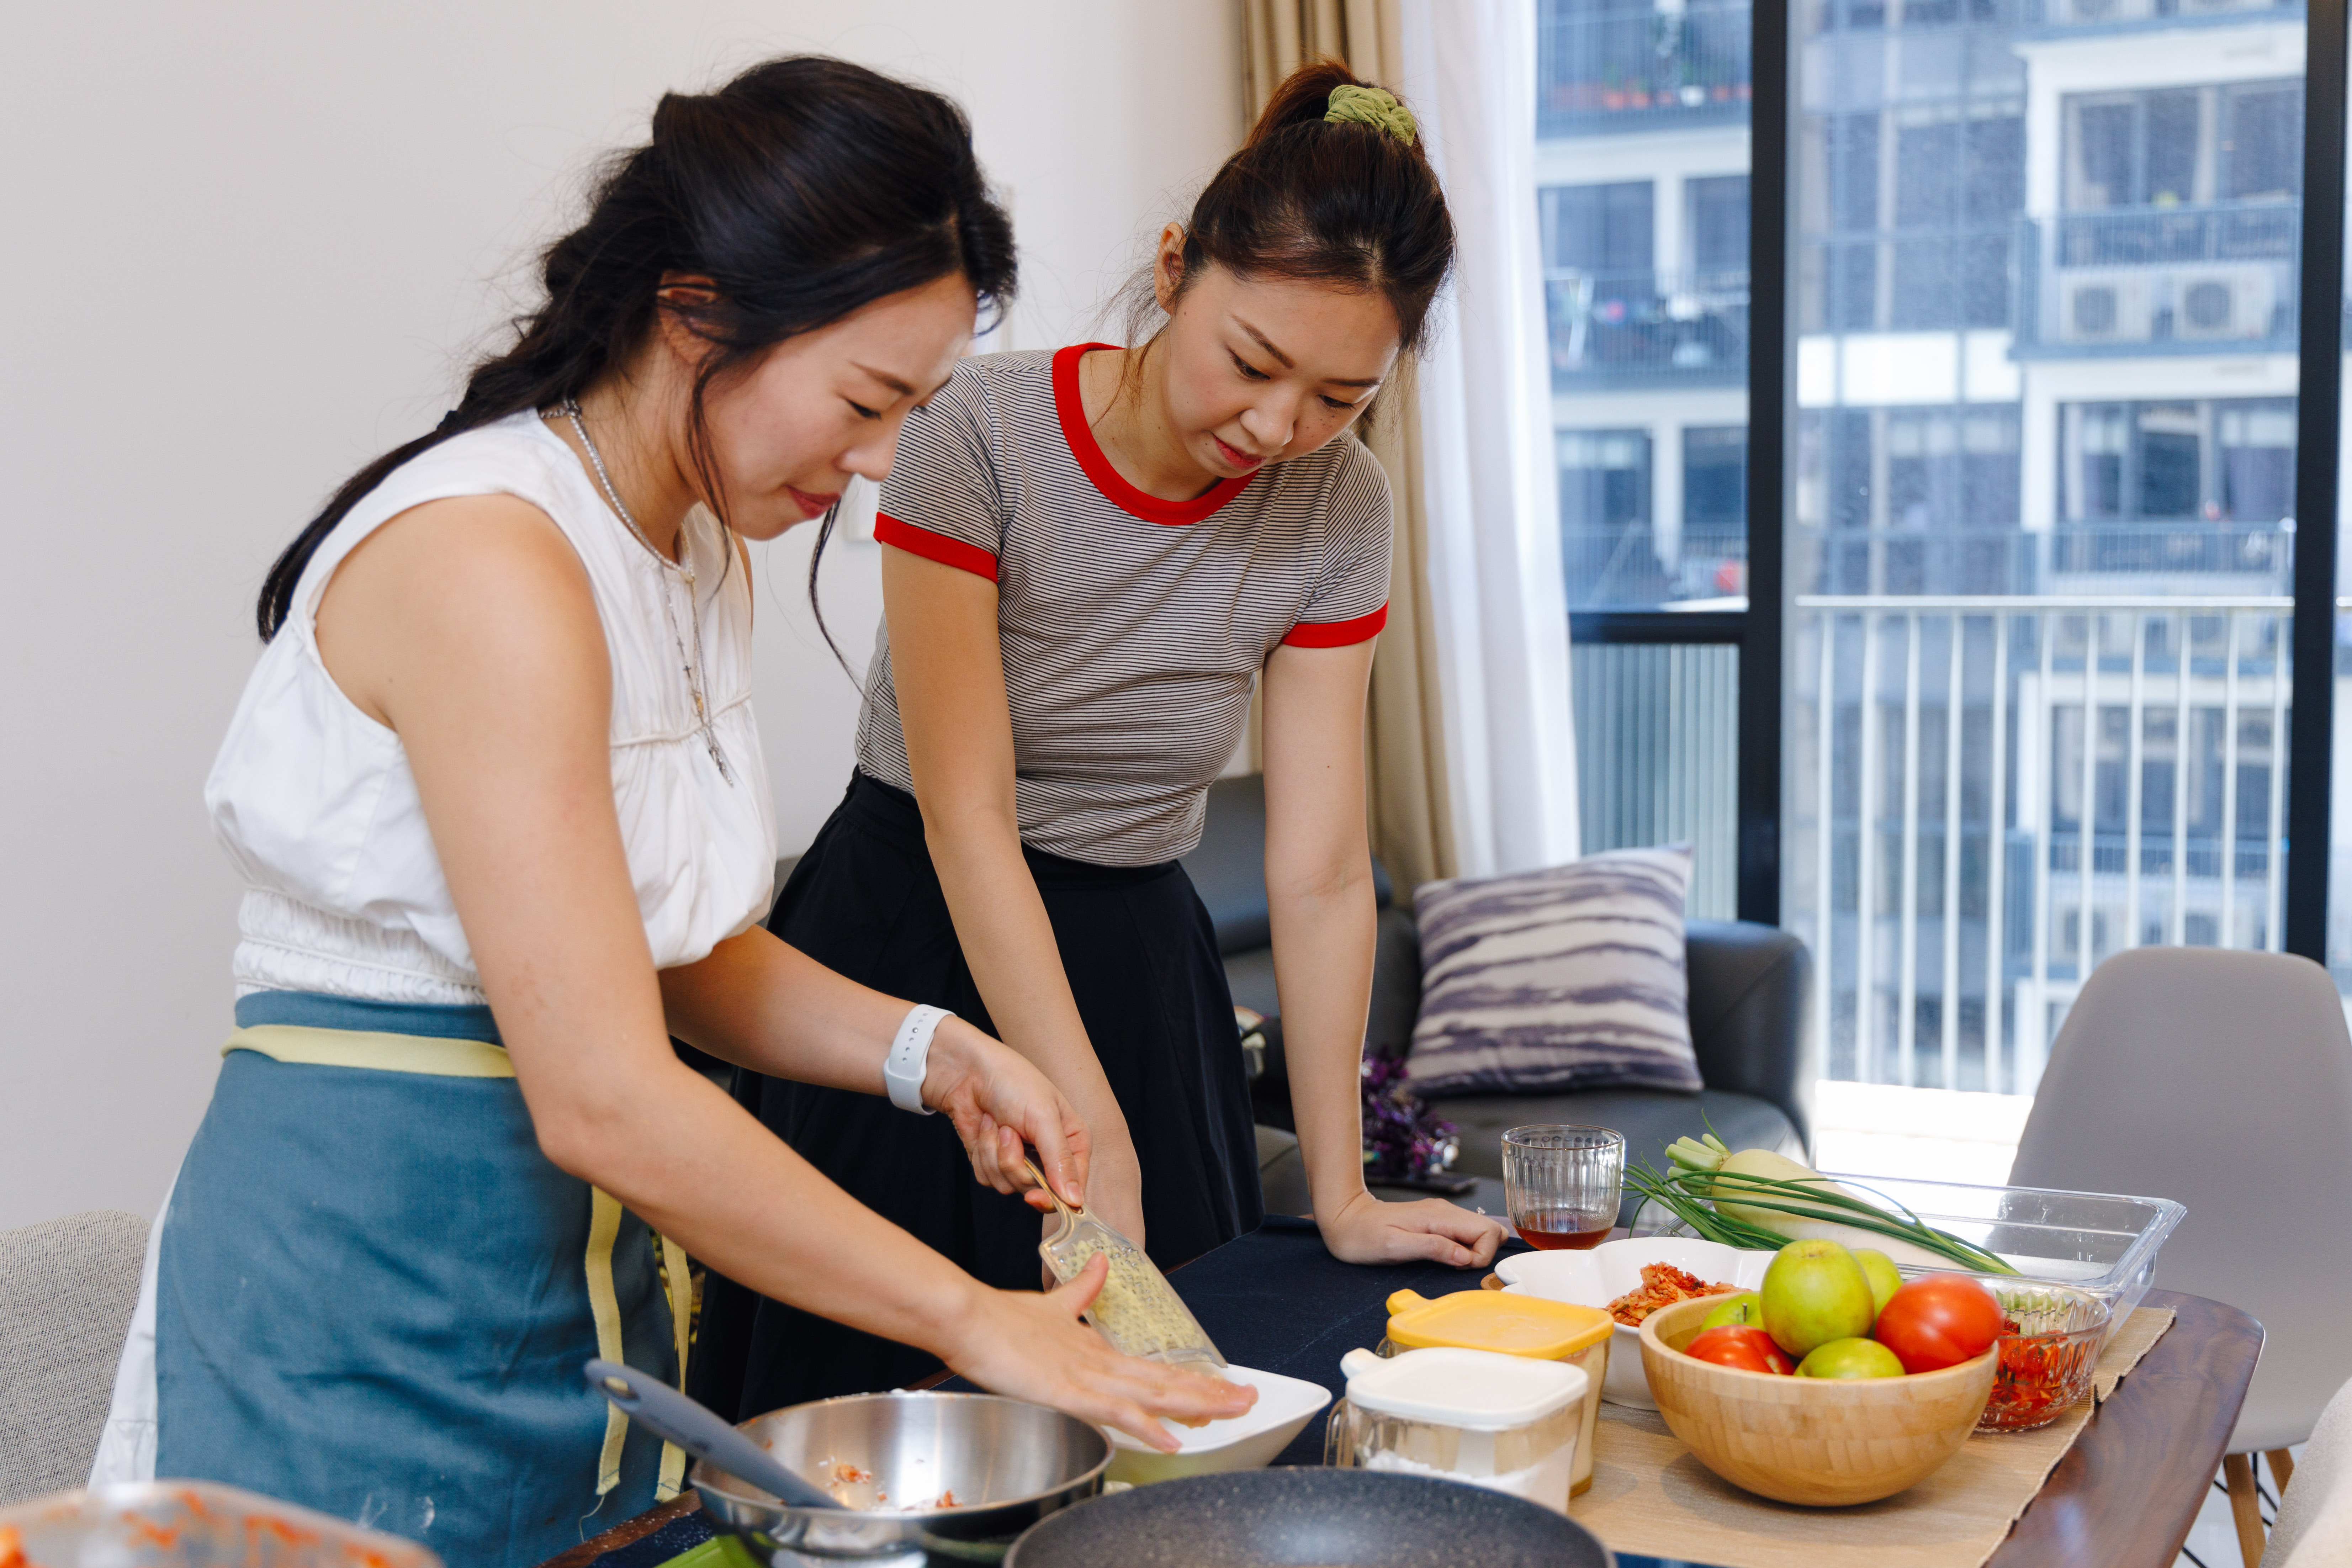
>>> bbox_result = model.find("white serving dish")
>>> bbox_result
[1497,1237,1770,1410]
[1104,1363,1334,1485]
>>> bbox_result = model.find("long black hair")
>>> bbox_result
[257,55,1016,641]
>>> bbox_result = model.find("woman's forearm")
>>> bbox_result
[921,802,1132,1145]
[1267,873,1380,1219]
[659,926,922,1091]
[533,1054,987,1355]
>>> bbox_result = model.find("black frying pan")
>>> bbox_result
[1003,1468,1614,1568]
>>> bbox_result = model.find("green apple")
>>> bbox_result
[1852,1248,1903,1319]
[1760,1239,1877,1359]
[1699,1292,1764,1331]
[1796,1336,1907,1379]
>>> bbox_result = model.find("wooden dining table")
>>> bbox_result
[542,1219,2261,1568]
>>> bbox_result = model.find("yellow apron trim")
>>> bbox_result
[588,1188,629,1497]
[654,1232,693,1501]
[223,1024,515,1078]
[223,1021,693,1504]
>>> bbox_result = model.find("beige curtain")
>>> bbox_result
[1242,0,1457,891]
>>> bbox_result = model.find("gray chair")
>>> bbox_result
[2009,947,2352,1568]
[0,1210,150,1504]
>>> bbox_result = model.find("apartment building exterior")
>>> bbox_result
[1538,0,2316,1094]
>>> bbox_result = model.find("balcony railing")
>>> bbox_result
[1547,269,1750,385]
[1572,641,1740,920]
[1799,521,2292,598]
[2017,206,2300,355]
[1538,2,1754,137]
[1787,595,2290,1094]
[2049,521,2293,579]
[1566,522,1750,607]
[2030,0,2298,28]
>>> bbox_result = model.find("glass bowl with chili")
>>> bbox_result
[1977,1284,2113,1433]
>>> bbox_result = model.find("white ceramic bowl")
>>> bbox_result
[1497,1237,1772,1410]
[1104,1364,1334,1486]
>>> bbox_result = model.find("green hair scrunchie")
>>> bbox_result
[1324,83,1417,145]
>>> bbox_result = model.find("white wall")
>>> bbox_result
[0,1,1242,1230]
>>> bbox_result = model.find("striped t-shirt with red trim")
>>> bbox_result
[854,343,1393,867]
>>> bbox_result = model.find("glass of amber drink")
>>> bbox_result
[1503,1125,1626,1250]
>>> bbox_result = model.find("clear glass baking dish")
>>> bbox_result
[1633,1171,2185,1344]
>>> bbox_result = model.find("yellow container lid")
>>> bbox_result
[1384,1288,1612,1359]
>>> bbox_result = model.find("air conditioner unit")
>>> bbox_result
[2059,272,2151,342]
[2170,266,2280,341]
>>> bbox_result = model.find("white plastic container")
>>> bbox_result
[1323,1346,1588,1515]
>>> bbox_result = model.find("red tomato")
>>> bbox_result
[1872,1274,2005,1373]
[1685,1325,1796,1375]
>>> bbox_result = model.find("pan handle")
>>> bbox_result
[583,1359,839,1510]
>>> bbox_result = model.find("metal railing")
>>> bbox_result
[1572,642,1741,920]
[1799,520,2293,598]
[2031,0,2298,27]
[1547,269,1750,383]
[1566,522,1749,606]
[2017,207,2300,353]
[1538,1,1754,136]
[1787,595,2290,1095]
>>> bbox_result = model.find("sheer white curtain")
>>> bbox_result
[1396,0,1581,877]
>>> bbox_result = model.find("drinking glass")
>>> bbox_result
[1501,1125,1626,1250]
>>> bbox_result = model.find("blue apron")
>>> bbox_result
[155,992,689,1568]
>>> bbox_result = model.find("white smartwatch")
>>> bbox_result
[884,1005,953,1115]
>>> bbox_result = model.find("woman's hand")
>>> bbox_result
[1317,1187,1506,1270]
[941,1254,1256,1451]
[923,1019,1090,1210]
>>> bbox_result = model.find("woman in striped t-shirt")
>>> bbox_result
[696,62,1507,1415]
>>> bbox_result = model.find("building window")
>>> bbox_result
[2064,81,2303,211]
[1690,175,1751,276]
[1545,181,1656,276]
[2057,399,2297,525]
[1559,429,1655,608]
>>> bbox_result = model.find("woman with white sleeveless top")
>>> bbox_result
[92,57,1247,1568]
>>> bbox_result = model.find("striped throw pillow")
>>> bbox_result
[1403,844,1700,1097]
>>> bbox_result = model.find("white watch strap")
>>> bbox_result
[885,1005,952,1115]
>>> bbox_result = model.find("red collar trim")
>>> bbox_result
[1051,343,1257,525]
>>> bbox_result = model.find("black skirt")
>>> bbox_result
[690,772,1263,1420]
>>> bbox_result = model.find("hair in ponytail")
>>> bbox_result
[256,55,1015,641]
[1122,58,1452,380]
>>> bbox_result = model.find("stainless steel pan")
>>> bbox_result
[693,1390,1110,1564]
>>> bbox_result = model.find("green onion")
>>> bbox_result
[1623,1163,2018,1275]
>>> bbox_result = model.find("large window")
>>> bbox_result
[1785,4,2305,1093]
[1524,0,2333,1086]
[1542,0,1755,916]
[1535,0,2330,1095]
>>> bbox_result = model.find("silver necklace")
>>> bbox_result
[556,399,735,784]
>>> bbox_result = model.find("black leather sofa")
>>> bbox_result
[1178,776,1816,1212]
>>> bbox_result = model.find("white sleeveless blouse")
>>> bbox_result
[205,412,777,1006]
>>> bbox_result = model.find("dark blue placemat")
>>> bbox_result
[1167,1215,1524,1465]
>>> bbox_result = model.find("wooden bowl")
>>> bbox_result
[1637,1294,1997,1506]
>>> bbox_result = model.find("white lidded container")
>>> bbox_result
[1323,1346,1589,1514]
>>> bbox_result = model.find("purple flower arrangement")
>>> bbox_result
[1360,1056,1460,1183]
